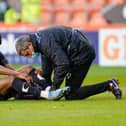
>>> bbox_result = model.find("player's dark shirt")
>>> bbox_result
[0,51,8,66]
[0,51,10,100]
[0,68,50,100]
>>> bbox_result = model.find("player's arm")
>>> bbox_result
[0,65,18,75]
[4,64,14,70]
[0,65,32,83]
[0,51,14,70]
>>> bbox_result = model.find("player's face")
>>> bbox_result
[20,43,34,58]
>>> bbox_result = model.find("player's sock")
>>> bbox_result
[40,91,49,99]
[40,89,63,100]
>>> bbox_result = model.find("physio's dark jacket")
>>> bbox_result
[30,26,95,88]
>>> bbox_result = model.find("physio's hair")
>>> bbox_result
[15,35,31,55]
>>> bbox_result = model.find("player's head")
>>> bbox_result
[15,35,34,58]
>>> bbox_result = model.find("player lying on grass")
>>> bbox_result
[0,65,70,100]
[0,34,122,101]
[0,64,122,100]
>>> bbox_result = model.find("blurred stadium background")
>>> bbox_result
[0,0,125,66]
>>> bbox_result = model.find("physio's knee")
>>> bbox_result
[65,93,77,100]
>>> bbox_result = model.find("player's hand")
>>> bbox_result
[35,68,42,75]
[16,72,33,83]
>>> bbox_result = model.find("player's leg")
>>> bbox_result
[0,65,63,100]
[0,76,13,95]
[12,78,41,98]
[7,65,64,100]
[65,78,122,100]
[12,77,64,100]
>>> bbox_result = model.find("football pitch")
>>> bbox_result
[0,65,126,126]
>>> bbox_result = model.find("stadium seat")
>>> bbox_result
[107,0,125,4]
[88,6,108,29]
[87,0,106,5]
[69,4,87,29]
[41,0,53,4]
[54,4,70,25]
[87,4,102,19]
[70,0,87,4]
[40,4,53,26]
[71,3,87,16]
[69,14,88,29]
[53,0,70,5]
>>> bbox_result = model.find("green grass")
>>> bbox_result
[0,65,126,126]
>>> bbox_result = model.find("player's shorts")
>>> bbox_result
[12,77,41,99]
[28,68,50,90]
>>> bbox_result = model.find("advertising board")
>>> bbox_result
[99,29,126,66]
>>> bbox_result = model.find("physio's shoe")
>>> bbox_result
[53,86,71,100]
[62,86,71,95]
[48,89,63,100]
[109,78,122,99]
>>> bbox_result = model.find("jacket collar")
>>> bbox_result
[29,33,40,52]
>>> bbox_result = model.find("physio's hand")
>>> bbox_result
[16,72,33,83]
